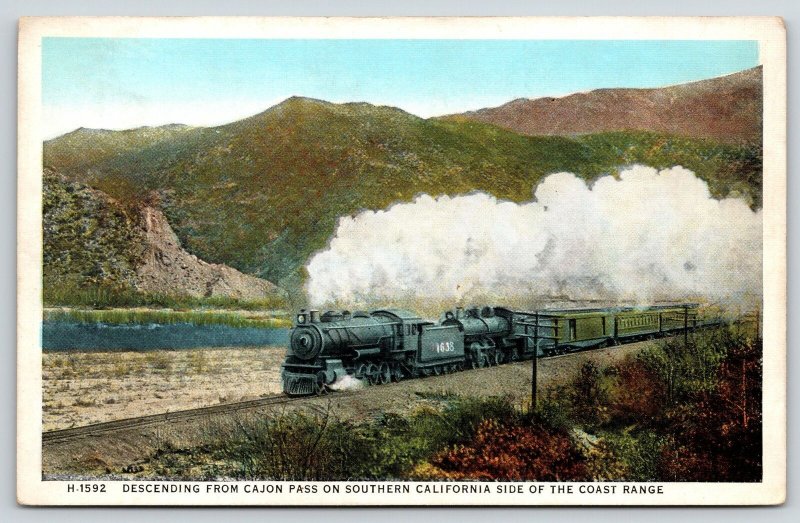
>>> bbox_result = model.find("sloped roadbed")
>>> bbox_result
[43,342,648,475]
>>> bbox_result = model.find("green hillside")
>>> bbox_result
[44,97,762,297]
[43,169,146,303]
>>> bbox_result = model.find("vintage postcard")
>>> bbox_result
[18,16,786,505]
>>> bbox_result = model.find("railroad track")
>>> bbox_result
[42,392,348,446]
[40,347,630,445]
[43,331,708,446]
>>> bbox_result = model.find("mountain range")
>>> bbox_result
[43,67,763,302]
[452,66,762,144]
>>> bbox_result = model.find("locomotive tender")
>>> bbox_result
[281,304,708,396]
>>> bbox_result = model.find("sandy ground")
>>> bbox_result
[42,347,286,431]
[42,343,646,432]
[42,342,653,475]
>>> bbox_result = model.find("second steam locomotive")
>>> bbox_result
[281,304,712,395]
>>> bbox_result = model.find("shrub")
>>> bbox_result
[656,335,762,482]
[144,351,173,372]
[186,351,208,374]
[217,410,372,480]
[605,358,666,425]
[598,430,664,481]
[533,395,571,432]
[427,418,588,481]
[568,361,612,428]
[638,327,732,406]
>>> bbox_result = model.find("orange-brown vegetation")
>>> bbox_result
[656,337,762,481]
[427,418,588,481]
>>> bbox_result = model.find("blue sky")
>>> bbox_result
[42,38,759,138]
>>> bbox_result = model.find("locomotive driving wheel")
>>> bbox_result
[367,363,380,385]
[391,364,403,382]
[355,363,368,381]
[493,351,503,366]
[469,343,484,369]
[378,362,391,384]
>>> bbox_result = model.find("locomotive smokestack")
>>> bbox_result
[309,310,320,323]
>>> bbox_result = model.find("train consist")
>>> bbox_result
[281,304,717,396]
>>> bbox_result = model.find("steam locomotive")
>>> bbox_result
[281,304,710,396]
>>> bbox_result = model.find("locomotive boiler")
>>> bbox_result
[441,306,516,367]
[282,308,465,395]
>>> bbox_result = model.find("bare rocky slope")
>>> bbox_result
[451,66,762,144]
[136,206,282,300]
[43,170,284,303]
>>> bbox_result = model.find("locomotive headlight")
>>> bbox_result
[297,314,306,324]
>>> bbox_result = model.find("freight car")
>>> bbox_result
[281,303,716,395]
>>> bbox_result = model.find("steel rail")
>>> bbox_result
[43,323,729,445]
[42,392,352,445]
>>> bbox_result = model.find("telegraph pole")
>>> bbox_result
[683,304,689,346]
[531,312,538,410]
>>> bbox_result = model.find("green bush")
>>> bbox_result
[218,412,371,480]
[599,429,664,481]
[533,395,572,432]
[43,278,288,311]
[43,308,291,329]
[638,327,735,406]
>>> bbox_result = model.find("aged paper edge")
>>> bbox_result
[16,15,787,506]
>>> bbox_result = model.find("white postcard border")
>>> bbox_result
[17,15,787,506]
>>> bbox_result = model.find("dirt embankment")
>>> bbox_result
[42,342,650,475]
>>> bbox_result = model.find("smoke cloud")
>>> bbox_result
[306,165,761,311]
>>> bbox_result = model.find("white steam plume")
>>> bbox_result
[306,165,762,310]
[327,375,366,391]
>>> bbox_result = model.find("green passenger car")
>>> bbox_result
[522,304,700,356]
